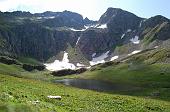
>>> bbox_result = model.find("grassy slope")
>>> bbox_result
[61,48,170,102]
[1,48,170,111]
[17,57,42,65]
[73,63,170,100]
[0,62,52,82]
[1,74,170,112]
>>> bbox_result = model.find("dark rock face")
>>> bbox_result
[51,68,87,76]
[2,23,79,61]
[42,12,84,29]
[37,10,96,29]
[99,8,142,33]
[153,23,170,41]
[3,11,32,17]
[137,16,170,49]
[77,29,116,59]
[142,15,169,29]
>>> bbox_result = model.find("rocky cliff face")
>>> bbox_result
[99,8,142,32]
[0,23,80,61]
[0,8,170,67]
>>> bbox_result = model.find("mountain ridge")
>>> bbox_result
[0,7,170,71]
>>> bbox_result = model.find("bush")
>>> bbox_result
[34,65,45,71]
[22,64,45,71]
[51,68,87,76]
[22,64,34,71]
[0,56,21,65]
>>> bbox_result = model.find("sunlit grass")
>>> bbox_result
[1,74,170,112]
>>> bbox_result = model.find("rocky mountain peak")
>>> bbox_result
[2,11,32,17]
[98,8,121,24]
[36,11,59,17]
[60,10,83,20]
[98,8,142,35]
[84,17,97,25]
[143,15,170,28]
[99,8,140,24]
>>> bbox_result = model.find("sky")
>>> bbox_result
[0,0,169,20]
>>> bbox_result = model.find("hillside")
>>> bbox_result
[57,47,170,102]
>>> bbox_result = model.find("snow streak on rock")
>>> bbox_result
[110,56,119,61]
[90,51,110,66]
[128,50,141,56]
[130,36,140,44]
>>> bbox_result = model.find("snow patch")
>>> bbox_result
[127,29,132,32]
[44,51,76,71]
[44,60,76,71]
[47,96,61,99]
[84,25,90,29]
[69,28,86,32]
[85,24,97,29]
[103,13,107,18]
[130,36,140,44]
[94,24,99,27]
[44,16,55,19]
[154,46,159,48]
[121,34,125,39]
[92,53,96,57]
[84,24,107,30]
[70,24,99,32]
[110,56,119,61]
[90,51,110,66]
[128,50,141,56]
[77,63,86,67]
[96,24,107,29]
[36,17,42,19]
[70,23,107,31]
[139,19,146,27]
[139,20,143,27]
[112,15,116,18]
[76,37,81,45]
[31,100,40,105]
[62,51,69,62]
[121,29,132,39]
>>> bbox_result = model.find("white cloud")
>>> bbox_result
[0,0,111,20]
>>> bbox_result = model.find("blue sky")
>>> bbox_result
[0,0,169,20]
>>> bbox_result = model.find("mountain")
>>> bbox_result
[0,8,170,71]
